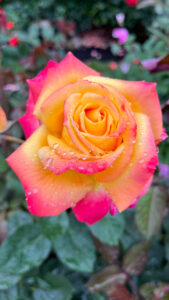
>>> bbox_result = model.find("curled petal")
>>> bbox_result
[109,202,118,216]
[64,90,123,154]
[85,76,163,143]
[19,93,40,139]
[81,116,126,152]
[95,96,137,182]
[19,60,57,138]
[128,199,138,209]
[95,122,137,182]
[34,52,100,117]
[103,113,158,212]
[38,142,124,175]
[128,175,153,209]
[73,190,112,225]
[40,80,107,135]
[6,126,94,216]
[27,60,57,103]
[156,127,168,145]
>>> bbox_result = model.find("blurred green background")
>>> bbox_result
[0,0,169,299]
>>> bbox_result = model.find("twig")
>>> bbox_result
[0,134,24,144]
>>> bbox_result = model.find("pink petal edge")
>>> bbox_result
[19,60,57,138]
[73,191,113,225]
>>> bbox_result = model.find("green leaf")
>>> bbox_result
[40,258,59,275]
[146,243,165,270]
[87,265,127,295]
[0,33,9,44]
[40,21,55,41]
[165,235,169,261]
[53,216,96,272]
[88,214,125,246]
[33,274,74,300]
[140,282,169,300]
[0,180,7,205]
[0,213,7,244]
[154,284,169,299]
[89,294,107,300]
[39,212,69,240]
[111,43,121,55]
[135,187,168,239]
[163,214,169,233]
[0,224,51,290]
[28,23,39,38]
[123,241,150,276]
[0,154,8,173]
[140,266,169,283]
[140,283,156,300]
[6,171,24,196]
[121,210,143,251]
[8,211,34,235]
[0,274,21,291]
[0,284,31,300]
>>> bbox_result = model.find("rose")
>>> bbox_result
[125,0,139,6]
[112,28,129,45]
[7,52,165,225]
[9,36,19,47]
[7,21,14,30]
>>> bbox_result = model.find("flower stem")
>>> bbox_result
[0,134,24,144]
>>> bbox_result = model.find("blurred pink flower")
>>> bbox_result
[109,62,118,70]
[9,36,19,47]
[141,54,169,73]
[116,13,125,26]
[112,28,129,45]
[159,164,169,178]
[120,62,130,73]
[3,84,20,91]
[125,0,139,6]
[133,58,140,64]
[90,49,98,58]
[90,49,102,60]
[7,21,14,30]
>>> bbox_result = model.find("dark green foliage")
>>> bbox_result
[136,187,168,239]
[0,224,51,289]
[3,0,154,34]
[39,213,69,240]
[88,213,125,246]
[32,274,74,300]
[53,216,96,272]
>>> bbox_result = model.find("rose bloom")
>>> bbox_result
[9,36,19,47]
[7,53,165,225]
[133,58,140,65]
[112,28,129,45]
[0,106,7,131]
[159,164,169,178]
[125,0,139,6]
[109,62,118,70]
[7,21,14,30]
